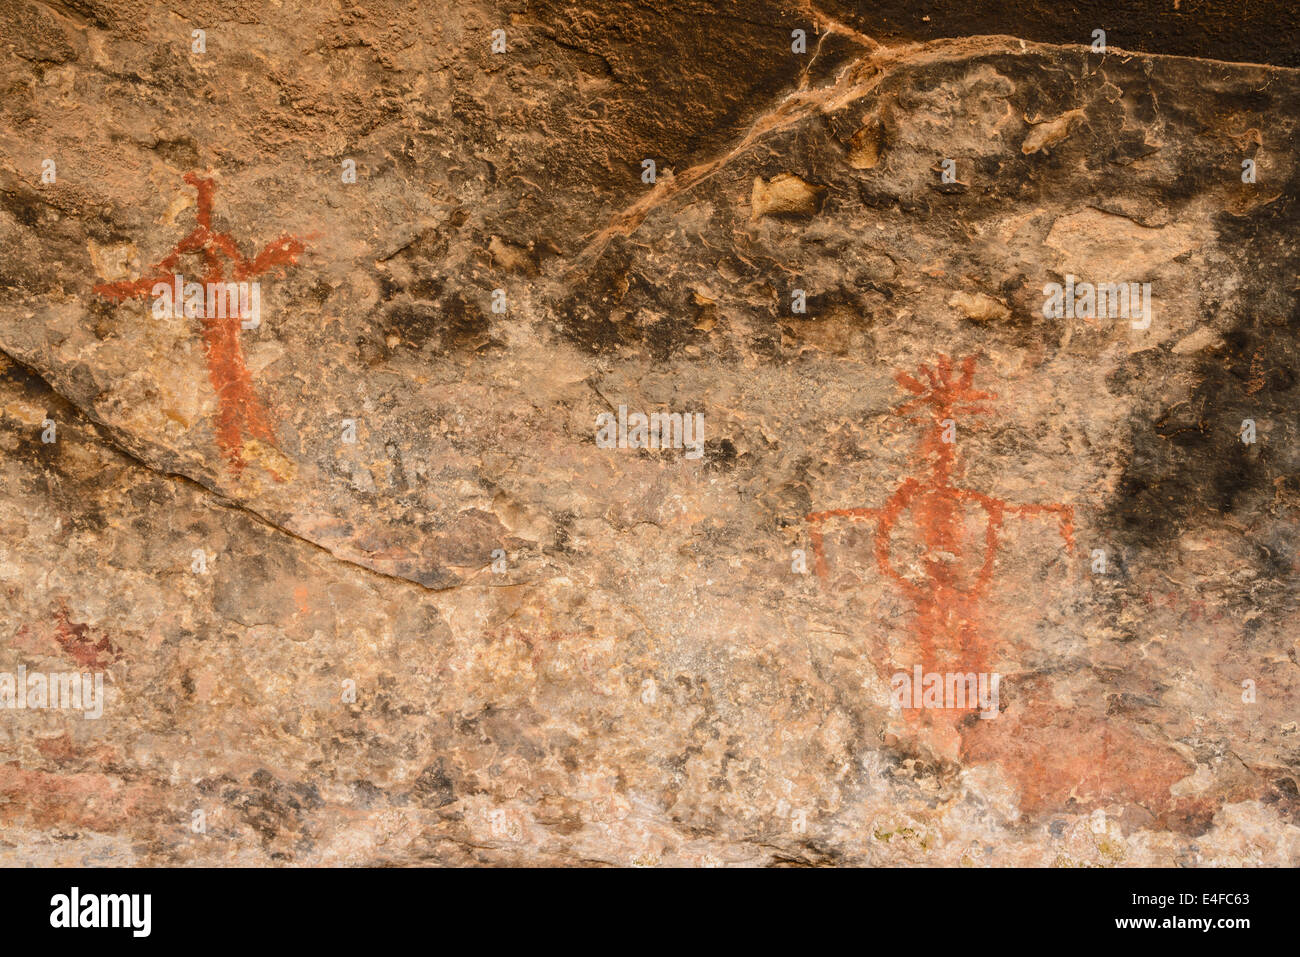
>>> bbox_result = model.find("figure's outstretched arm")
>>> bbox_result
[1005,502,1076,552]
[93,227,208,300]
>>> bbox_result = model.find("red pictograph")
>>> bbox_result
[806,355,1075,697]
[94,173,306,480]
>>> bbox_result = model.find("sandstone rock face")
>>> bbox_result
[0,1,1297,866]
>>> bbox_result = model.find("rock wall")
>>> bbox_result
[0,1,1297,865]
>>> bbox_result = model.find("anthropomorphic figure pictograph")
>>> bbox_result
[806,355,1075,752]
[95,173,306,481]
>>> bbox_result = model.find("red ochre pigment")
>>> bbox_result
[95,173,306,480]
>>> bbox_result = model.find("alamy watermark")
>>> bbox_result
[890,666,1000,719]
[595,405,705,459]
[152,274,262,329]
[50,888,150,937]
[0,666,104,719]
[1042,275,1151,329]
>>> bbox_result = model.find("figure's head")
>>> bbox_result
[893,354,997,420]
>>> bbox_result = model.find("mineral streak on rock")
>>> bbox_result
[0,1,1297,866]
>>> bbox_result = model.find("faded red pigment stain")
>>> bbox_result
[807,356,1074,684]
[36,733,116,766]
[13,602,123,670]
[0,763,161,830]
[94,173,306,479]
[1138,589,1227,623]
[52,604,122,670]
[958,678,1219,831]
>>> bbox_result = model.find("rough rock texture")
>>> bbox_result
[0,1,1297,865]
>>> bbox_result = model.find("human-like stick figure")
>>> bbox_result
[806,356,1075,709]
[95,173,306,480]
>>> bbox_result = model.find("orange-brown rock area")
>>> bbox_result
[0,1,1297,866]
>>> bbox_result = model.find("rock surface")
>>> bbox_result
[0,1,1297,865]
